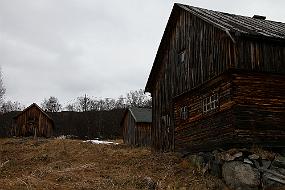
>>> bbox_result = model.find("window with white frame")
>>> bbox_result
[178,50,185,64]
[203,93,219,113]
[180,106,188,120]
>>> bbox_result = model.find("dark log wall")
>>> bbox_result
[14,106,53,137]
[151,9,233,151]
[174,71,285,152]
[174,73,235,152]
[122,112,151,147]
[232,72,285,147]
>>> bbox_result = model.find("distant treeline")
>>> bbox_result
[0,89,151,113]
[0,109,125,139]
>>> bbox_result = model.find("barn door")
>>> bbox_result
[26,117,39,137]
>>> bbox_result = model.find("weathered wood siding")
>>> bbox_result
[13,106,54,137]
[122,112,151,147]
[174,73,235,152]
[232,72,285,147]
[135,123,152,147]
[122,111,136,145]
[151,9,233,151]
[150,6,285,152]
[234,39,285,73]
[174,71,285,151]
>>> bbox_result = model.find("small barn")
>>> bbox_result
[145,3,285,152]
[121,107,152,146]
[13,103,54,137]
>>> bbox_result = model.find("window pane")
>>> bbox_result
[207,104,210,110]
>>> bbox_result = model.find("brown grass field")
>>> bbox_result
[0,138,226,190]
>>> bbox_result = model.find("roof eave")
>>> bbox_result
[144,3,233,93]
[145,4,181,93]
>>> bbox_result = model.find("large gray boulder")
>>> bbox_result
[272,155,285,169]
[222,161,260,190]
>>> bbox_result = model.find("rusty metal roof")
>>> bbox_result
[179,4,285,40]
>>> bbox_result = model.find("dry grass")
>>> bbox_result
[0,138,225,190]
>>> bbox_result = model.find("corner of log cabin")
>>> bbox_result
[145,3,285,152]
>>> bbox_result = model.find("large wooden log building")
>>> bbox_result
[145,3,285,152]
[121,107,152,146]
[13,103,54,137]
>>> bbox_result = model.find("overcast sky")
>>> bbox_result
[1,0,284,107]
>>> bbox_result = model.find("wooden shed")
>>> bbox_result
[13,103,54,137]
[121,107,152,146]
[145,3,285,152]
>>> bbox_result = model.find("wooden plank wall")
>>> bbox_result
[151,9,233,151]
[135,123,151,147]
[14,106,53,137]
[122,111,136,145]
[235,39,285,74]
[122,112,151,147]
[151,7,285,152]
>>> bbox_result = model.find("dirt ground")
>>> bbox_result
[0,138,226,190]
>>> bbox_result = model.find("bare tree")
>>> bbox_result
[0,100,24,113]
[65,103,76,111]
[103,98,116,110]
[115,96,126,109]
[63,90,151,112]
[74,95,93,112]
[0,67,6,106]
[41,96,62,112]
[126,89,152,108]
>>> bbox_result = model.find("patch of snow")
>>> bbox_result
[84,140,119,145]
[56,135,66,139]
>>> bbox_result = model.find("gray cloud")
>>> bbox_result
[0,0,284,106]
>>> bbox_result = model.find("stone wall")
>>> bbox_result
[186,148,285,190]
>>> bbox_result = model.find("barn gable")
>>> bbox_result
[13,103,54,137]
[145,3,285,152]
[146,3,285,92]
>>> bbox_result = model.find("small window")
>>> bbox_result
[203,93,219,113]
[178,50,186,64]
[180,106,188,120]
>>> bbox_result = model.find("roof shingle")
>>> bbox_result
[179,4,285,40]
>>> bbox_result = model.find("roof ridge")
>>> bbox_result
[177,3,285,39]
[14,103,53,121]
